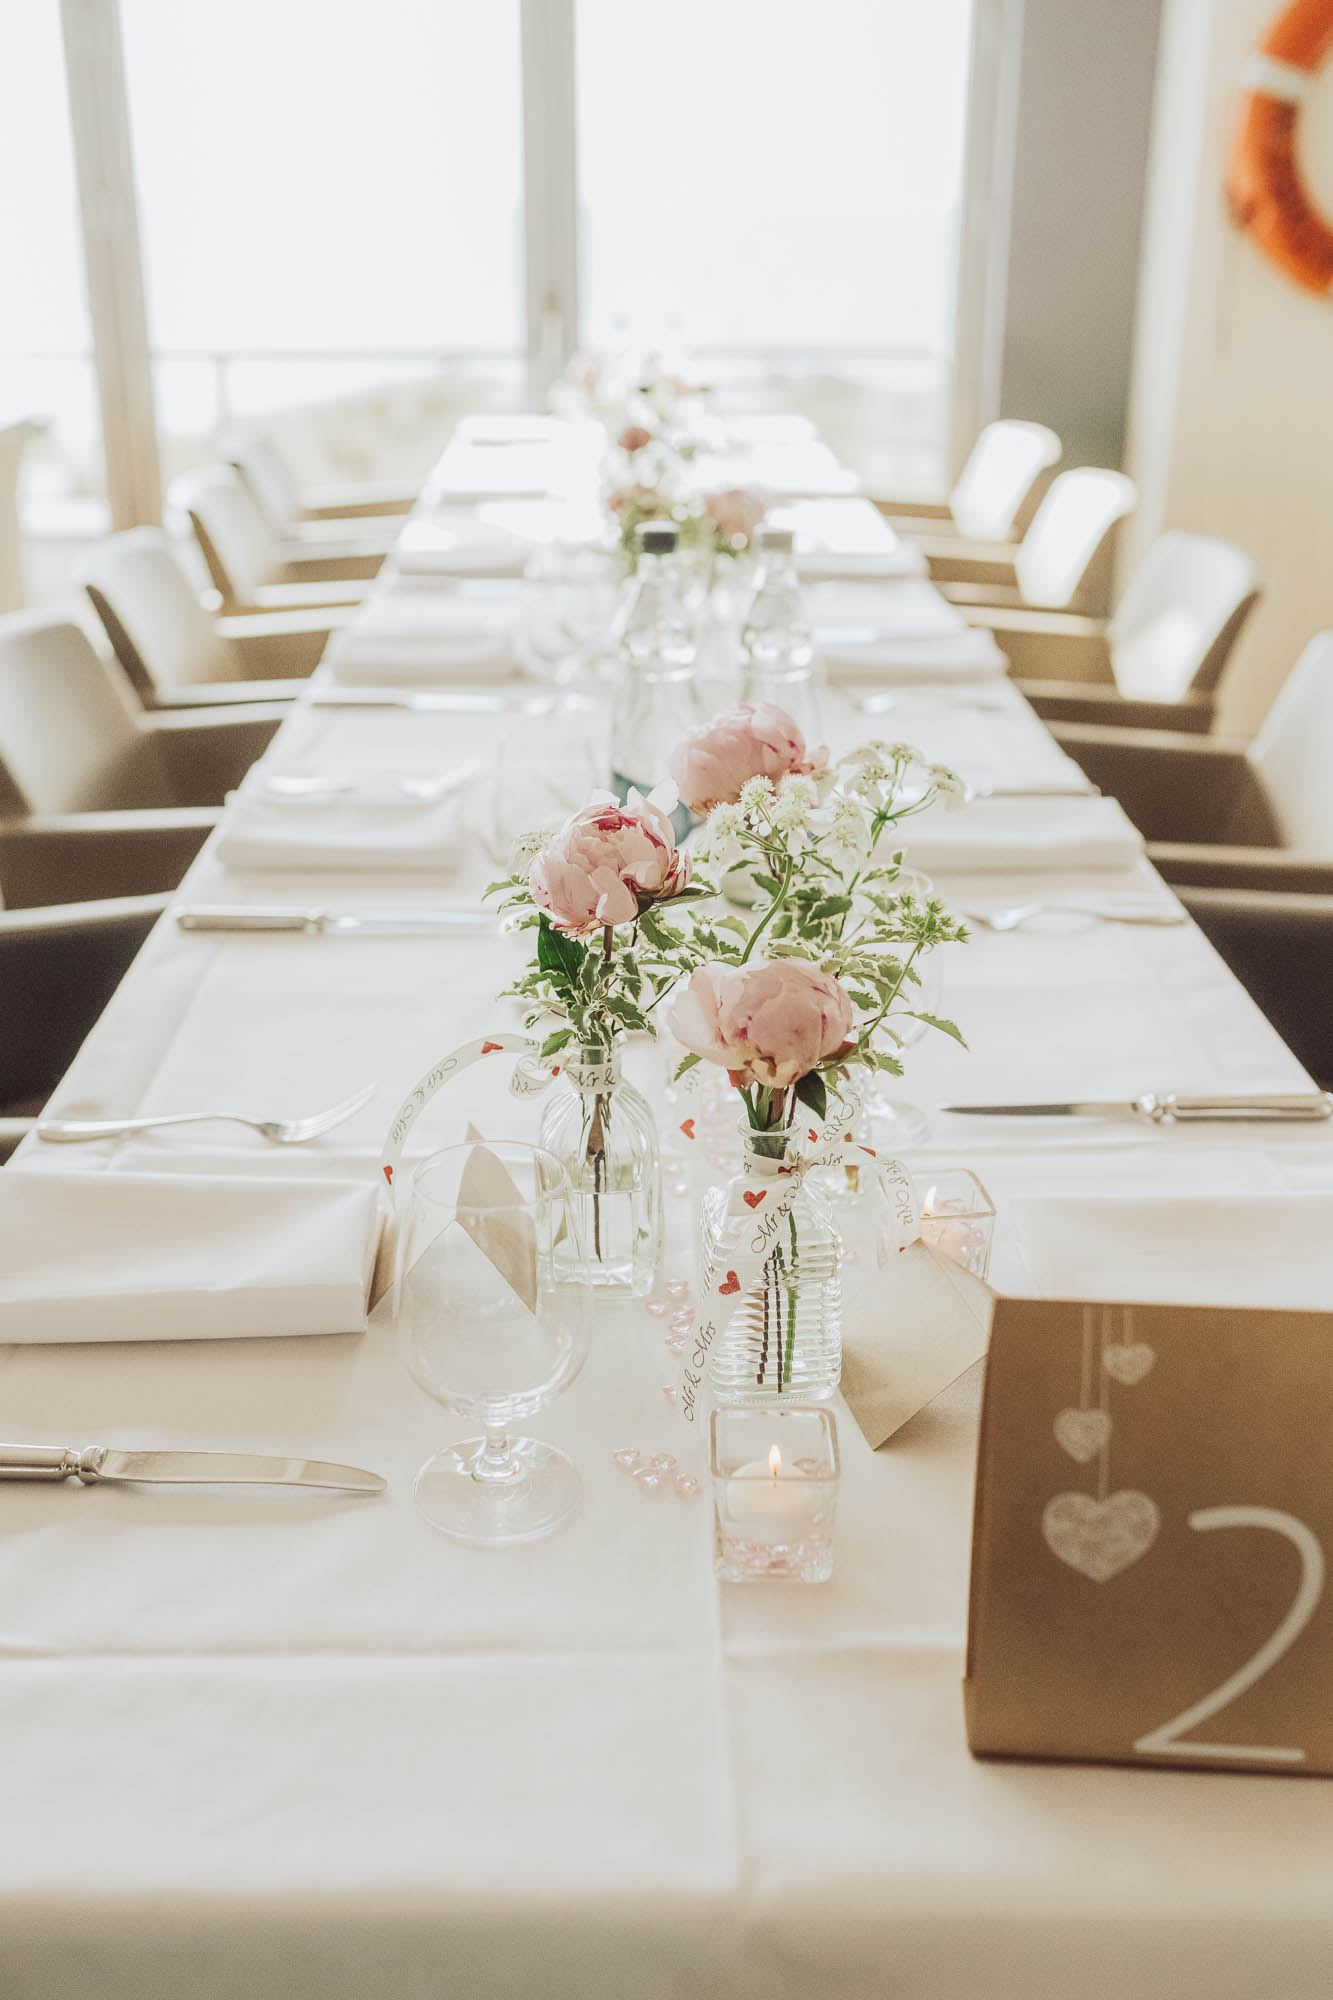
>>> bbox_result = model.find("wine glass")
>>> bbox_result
[515,541,621,688]
[396,1141,591,1545]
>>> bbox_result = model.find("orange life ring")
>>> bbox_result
[1227,0,1333,294]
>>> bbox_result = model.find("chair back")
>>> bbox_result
[1013,467,1138,611]
[222,430,301,535]
[84,528,233,697]
[948,420,1061,542]
[0,611,167,814]
[175,465,279,606]
[1107,533,1261,704]
[1248,632,1333,854]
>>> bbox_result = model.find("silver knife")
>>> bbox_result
[309,689,552,714]
[942,1092,1333,1122]
[177,906,495,937]
[0,1444,385,1493]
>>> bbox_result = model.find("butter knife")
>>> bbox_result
[177,906,495,937]
[942,1092,1333,1122]
[309,689,553,714]
[0,1444,385,1492]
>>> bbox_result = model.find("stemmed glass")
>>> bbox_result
[396,1141,591,1545]
[515,541,622,688]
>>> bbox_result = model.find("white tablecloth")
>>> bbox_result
[5,419,1333,2000]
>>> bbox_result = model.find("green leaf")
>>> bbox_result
[912,1011,967,1046]
[539,1027,575,1060]
[673,1051,703,1080]
[536,915,584,980]
[794,1071,828,1121]
[749,872,784,896]
[809,894,853,922]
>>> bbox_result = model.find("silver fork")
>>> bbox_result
[963,901,1188,932]
[36,1082,377,1146]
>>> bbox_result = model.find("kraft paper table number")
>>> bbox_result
[964,1296,1333,1776]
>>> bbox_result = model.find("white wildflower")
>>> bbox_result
[739,773,776,813]
[772,773,817,831]
[825,794,873,866]
[704,802,745,865]
[928,764,968,812]
[510,827,552,864]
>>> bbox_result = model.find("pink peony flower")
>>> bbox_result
[705,487,766,547]
[669,703,828,815]
[669,959,854,1090]
[617,424,653,454]
[529,788,690,936]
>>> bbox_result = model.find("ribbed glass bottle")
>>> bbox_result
[698,1123,843,1406]
[538,1041,664,1297]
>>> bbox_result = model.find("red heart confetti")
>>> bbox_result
[808,1128,819,1143]
[859,1145,877,1157]
[742,1189,767,1209]
[481,1040,503,1054]
[679,1119,695,1139]
[382,1164,394,1186]
[719,1270,741,1296]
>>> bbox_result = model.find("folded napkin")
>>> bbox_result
[1010,1191,1333,1310]
[326,589,522,686]
[902,794,1144,874]
[0,1171,377,1342]
[842,1240,994,1447]
[394,516,532,579]
[217,781,466,872]
[820,628,1006,684]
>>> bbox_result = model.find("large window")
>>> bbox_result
[120,0,524,482]
[576,0,974,490]
[9,0,977,537]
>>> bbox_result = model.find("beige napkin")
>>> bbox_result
[841,1240,995,1447]
[0,1171,378,1343]
[903,794,1144,874]
[821,628,1006,684]
[217,779,466,873]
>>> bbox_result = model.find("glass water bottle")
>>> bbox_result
[609,520,706,841]
[738,524,824,745]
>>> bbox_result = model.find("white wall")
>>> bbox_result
[1126,0,1333,733]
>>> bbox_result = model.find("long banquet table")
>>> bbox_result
[5,419,1333,2000]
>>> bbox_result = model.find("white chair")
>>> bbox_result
[0,419,45,614]
[236,428,418,523]
[174,466,379,613]
[934,466,1138,616]
[884,419,1062,544]
[84,528,345,707]
[988,532,1261,732]
[0,610,277,822]
[222,431,402,551]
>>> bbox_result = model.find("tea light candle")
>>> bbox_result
[727,1445,820,1544]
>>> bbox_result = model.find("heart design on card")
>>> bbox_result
[718,1270,741,1296]
[742,1189,767,1209]
[808,1128,819,1143]
[1053,1407,1112,1463]
[679,1119,695,1140]
[480,1041,503,1055]
[1102,1342,1156,1386]
[1042,1491,1160,1583]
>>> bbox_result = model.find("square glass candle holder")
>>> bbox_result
[913,1169,996,1280]
[709,1406,839,1583]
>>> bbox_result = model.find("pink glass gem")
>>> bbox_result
[634,1468,666,1494]
[660,1384,678,1405]
[669,1182,690,1199]
[842,1248,859,1267]
[645,1300,670,1317]
[665,1279,692,1302]
[793,1457,822,1476]
[664,1333,687,1355]
[611,1448,641,1473]
[649,1453,677,1472]
[673,1473,700,1499]
[668,1309,693,1333]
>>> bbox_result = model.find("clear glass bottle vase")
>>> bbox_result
[698,1122,843,1406]
[538,1041,664,1297]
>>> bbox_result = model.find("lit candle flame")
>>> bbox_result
[768,1444,782,1480]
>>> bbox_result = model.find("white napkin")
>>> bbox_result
[217,781,466,872]
[776,501,929,583]
[326,589,522,686]
[821,628,1006,684]
[394,515,532,579]
[0,1171,377,1342]
[903,794,1144,874]
[1010,1191,1333,1309]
